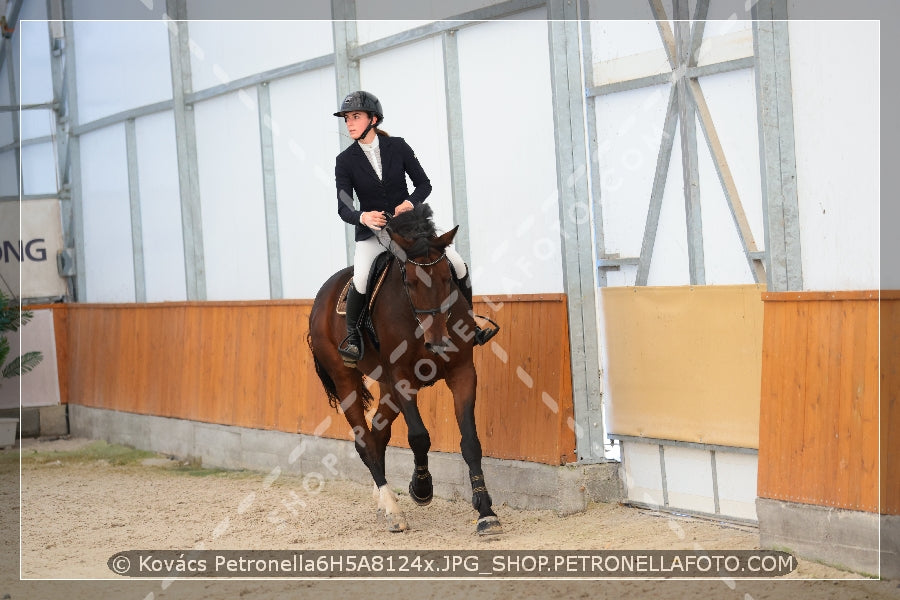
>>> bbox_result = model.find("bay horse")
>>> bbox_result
[307,204,502,535]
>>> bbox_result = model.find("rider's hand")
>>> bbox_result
[394,200,414,215]
[361,210,387,229]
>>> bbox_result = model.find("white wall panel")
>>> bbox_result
[590,20,664,62]
[0,151,16,196]
[590,20,669,87]
[715,452,758,521]
[20,142,57,196]
[456,16,562,295]
[188,21,333,92]
[355,0,507,40]
[268,68,346,299]
[18,13,53,106]
[20,108,54,141]
[697,69,765,252]
[80,125,135,302]
[194,90,269,300]
[356,20,432,45]
[788,21,879,291]
[622,441,664,507]
[594,84,670,287]
[74,21,172,124]
[664,446,716,514]
[646,128,689,286]
[697,129,754,285]
[359,36,454,237]
[135,111,187,302]
[702,19,752,40]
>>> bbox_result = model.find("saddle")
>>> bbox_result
[336,251,393,352]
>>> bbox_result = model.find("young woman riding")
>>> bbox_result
[333,90,496,363]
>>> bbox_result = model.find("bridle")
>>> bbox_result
[396,252,457,335]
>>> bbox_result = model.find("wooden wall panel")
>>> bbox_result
[46,295,575,466]
[757,291,881,513]
[601,285,765,449]
[881,295,900,515]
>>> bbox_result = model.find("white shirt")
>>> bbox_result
[358,136,382,180]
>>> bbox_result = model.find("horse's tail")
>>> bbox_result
[307,333,374,412]
[308,333,340,409]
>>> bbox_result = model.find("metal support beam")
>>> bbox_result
[0,0,23,74]
[350,0,545,61]
[47,0,74,300]
[753,0,802,291]
[688,0,710,67]
[649,0,676,68]
[167,0,205,300]
[331,0,359,267]
[441,29,471,265]
[548,0,604,463]
[124,119,146,302]
[636,85,678,286]
[62,12,85,300]
[689,78,767,282]
[5,38,19,195]
[580,19,607,289]
[256,81,282,300]
[674,0,705,285]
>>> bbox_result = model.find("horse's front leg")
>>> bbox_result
[382,377,434,506]
[368,383,408,532]
[447,364,502,535]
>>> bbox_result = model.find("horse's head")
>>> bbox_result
[388,224,460,355]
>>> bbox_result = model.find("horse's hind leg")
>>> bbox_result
[448,365,502,535]
[335,373,408,532]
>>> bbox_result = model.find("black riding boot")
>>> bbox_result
[339,284,366,363]
[455,272,498,346]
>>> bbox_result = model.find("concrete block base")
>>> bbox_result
[757,497,880,576]
[882,513,900,580]
[0,418,18,448]
[39,405,69,437]
[0,405,68,438]
[69,405,623,514]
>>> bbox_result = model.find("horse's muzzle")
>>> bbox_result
[424,338,452,355]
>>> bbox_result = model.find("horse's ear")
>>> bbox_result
[434,225,459,249]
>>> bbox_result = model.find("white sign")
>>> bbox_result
[0,199,67,299]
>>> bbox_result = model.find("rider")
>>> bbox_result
[333,90,496,363]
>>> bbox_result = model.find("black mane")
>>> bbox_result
[387,204,438,258]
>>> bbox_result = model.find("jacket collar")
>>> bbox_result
[353,135,394,182]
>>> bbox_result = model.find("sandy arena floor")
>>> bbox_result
[2,437,898,600]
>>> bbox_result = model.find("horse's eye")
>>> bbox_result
[414,266,432,288]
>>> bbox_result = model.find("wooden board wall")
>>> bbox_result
[881,295,900,515]
[44,295,576,466]
[601,285,765,449]
[757,291,881,513]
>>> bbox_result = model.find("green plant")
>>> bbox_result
[0,289,43,379]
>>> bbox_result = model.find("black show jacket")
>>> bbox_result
[335,135,432,241]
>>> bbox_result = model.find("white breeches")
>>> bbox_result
[352,231,467,292]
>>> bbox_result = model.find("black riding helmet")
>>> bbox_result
[334,91,384,140]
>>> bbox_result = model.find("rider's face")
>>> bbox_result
[344,111,375,138]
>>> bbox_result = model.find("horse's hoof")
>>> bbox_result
[408,481,433,506]
[476,516,503,536]
[379,510,408,533]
